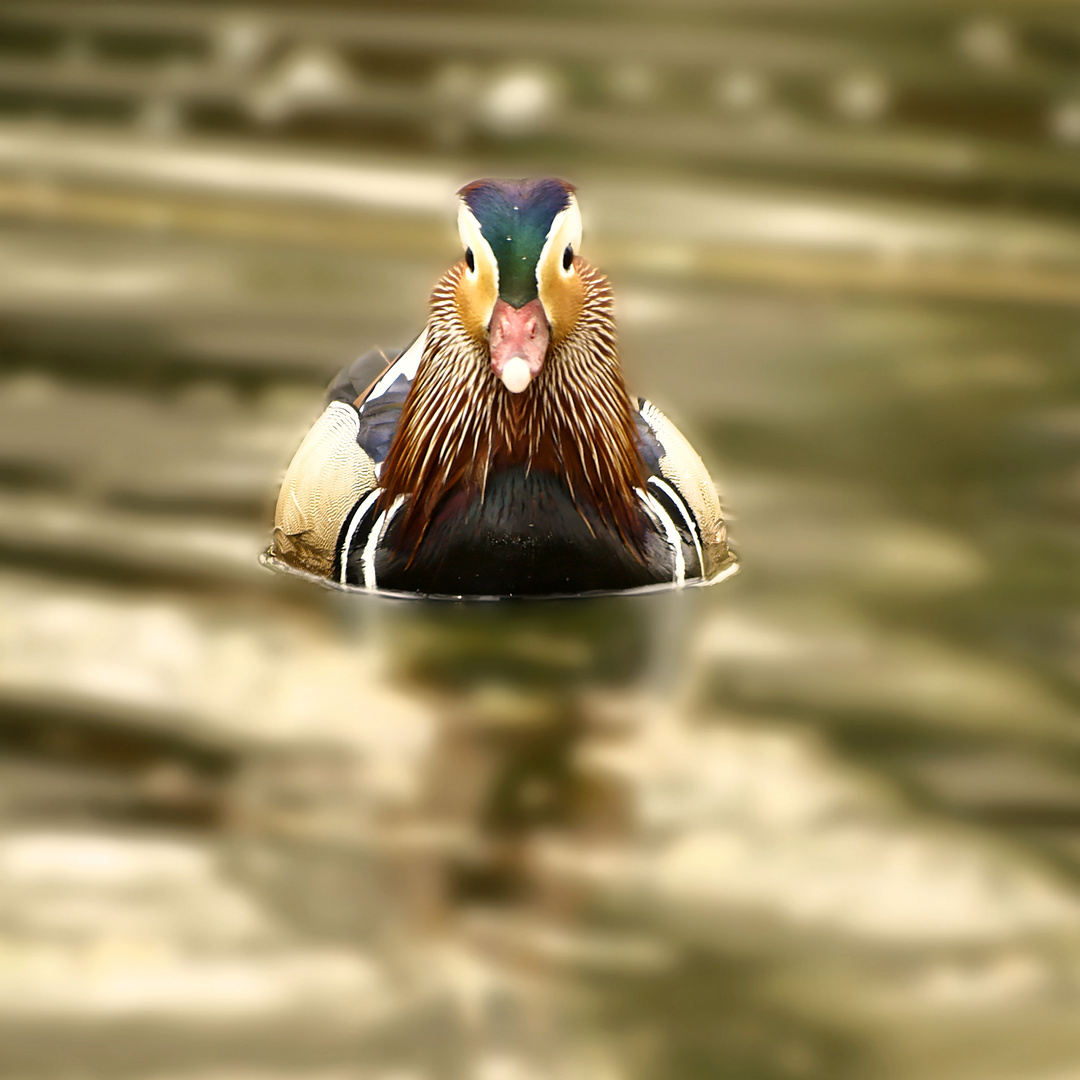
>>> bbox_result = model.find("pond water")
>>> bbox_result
[2,6,1080,1075]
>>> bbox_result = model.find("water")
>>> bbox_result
[4,4,1080,1076]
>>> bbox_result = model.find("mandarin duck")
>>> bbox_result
[270,178,734,598]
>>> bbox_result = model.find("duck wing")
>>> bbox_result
[633,398,729,582]
[271,329,426,577]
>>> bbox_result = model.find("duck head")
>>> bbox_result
[455,177,582,394]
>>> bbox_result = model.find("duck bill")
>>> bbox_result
[488,298,549,394]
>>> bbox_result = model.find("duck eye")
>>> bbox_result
[465,247,475,272]
[562,244,573,270]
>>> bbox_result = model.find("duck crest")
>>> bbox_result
[378,258,647,557]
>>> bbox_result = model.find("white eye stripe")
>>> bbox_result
[546,195,582,251]
[538,195,582,283]
[457,204,498,288]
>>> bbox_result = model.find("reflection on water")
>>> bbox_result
[4,3,1080,1078]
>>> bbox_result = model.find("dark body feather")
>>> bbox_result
[347,465,673,596]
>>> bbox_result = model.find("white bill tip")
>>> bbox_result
[500,356,533,394]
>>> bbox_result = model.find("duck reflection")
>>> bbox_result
[226,586,761,1079]
[376,592,699,907]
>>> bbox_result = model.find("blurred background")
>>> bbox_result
[3,1,1080,1078]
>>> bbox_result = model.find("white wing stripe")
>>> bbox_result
[362,494,406,588]
[648,475,703,577]
[338,488,381,584]
[639,488,685,586]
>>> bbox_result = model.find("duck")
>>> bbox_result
[270,177,734,598]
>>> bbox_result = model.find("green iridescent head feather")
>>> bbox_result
[458,178,575,308]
